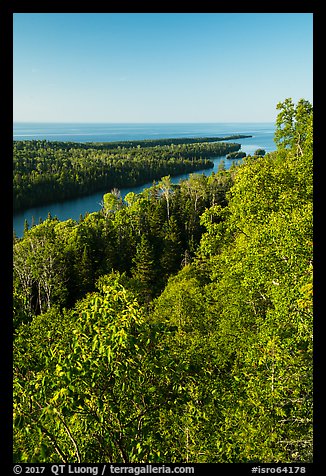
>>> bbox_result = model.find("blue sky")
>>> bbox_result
[13,13,313,123]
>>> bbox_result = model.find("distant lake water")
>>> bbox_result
[13,122,276,237]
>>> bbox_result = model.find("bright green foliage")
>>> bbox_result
[14,279,188,462]
[13,217,70,317]
[102,191,122,216]
[274,98,313,157]
[193,98,313,461]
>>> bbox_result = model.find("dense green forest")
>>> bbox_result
[13,137,244,212]
[13,99,313,463]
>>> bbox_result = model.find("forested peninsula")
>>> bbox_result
[13,136,248,212]
[13,99,313,463]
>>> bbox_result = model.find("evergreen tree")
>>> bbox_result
[131,235,157,303]
[160,216,183,282]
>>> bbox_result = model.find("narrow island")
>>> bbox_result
[226,151,247,160]
[13,135,251,213]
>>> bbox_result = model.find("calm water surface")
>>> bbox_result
[13,122,276,237]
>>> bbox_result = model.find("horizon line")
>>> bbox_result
[13,120,275,125]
